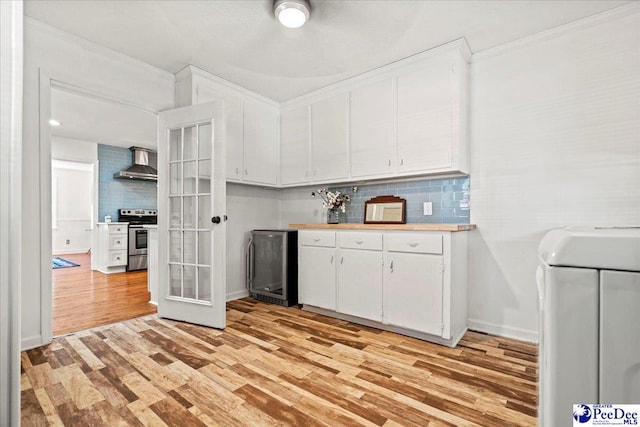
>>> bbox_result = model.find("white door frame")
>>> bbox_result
[38,71,160,346]
[0,0,23,424]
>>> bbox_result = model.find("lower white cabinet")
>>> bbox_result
[96,222,128,274]
[337,249,383,322]
[383,252,443,336]
[298,228,469,347]
[299,245,336,310]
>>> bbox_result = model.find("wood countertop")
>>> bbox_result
[289,223,476,232]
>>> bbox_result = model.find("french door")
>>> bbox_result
[157,102,226,328]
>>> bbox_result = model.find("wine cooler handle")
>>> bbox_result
[245,238,254,290]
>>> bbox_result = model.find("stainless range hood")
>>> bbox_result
[113,147,157,181]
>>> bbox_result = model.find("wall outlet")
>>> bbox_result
[65,239,70,245]
[423,202,433,216]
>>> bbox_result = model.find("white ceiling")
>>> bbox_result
[35,1,630,150]
[51,87,157,150]
[26,0,630,103]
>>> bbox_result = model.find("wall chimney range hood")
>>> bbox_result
[113,147,157,181]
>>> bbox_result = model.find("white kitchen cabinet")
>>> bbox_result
[96,222,128,274]
[396,53,466,174]
[280,105,310,185]
[383,252,443,336]
[299,245,336,310]
[297,227,469,347]
[337,248,383,322]
[242,99,278,185]
[175,66,280,186]
[349,78,394,178]
[311,93,349,182]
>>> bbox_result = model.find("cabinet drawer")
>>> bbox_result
[109,235,127,250]
[299,231,336,247]
[384,233,442,254]
[108,250,127,266]
[338,232,382,251]
[109,225,128,235]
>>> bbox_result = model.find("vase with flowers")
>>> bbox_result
[312,188,351,224]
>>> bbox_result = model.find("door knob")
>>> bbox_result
[211,216,221,224]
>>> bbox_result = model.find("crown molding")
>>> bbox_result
[24,17,175,82]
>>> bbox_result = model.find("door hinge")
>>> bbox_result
[441,323,445,333]
[441,261,445,272]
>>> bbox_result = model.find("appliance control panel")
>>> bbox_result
[119,209,157,216]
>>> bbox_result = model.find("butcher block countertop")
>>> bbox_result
[289,223,476,232]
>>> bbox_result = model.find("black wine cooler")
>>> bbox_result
[246,230,298,307]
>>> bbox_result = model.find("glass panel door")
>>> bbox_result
[157,101,225,329]
[167,124,212,302]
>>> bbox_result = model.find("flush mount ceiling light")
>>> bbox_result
[274,0,310,29]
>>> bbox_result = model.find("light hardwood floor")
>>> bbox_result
[53,253,157,336]
[23,297,538,426]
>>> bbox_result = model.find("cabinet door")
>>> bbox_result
[350,78,393,178]
[281,105,310,185]
[383,252,443,336]
[299,246,336,310]
[243,99,278,185]
[311,94,348,181]
[337,249,383,321]
[225,97,244,180]
[396,61,453,172]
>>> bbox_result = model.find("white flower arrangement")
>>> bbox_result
[311,188,351,213]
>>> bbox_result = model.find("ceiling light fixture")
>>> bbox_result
[48,119,62,127]
[274,0,310,29]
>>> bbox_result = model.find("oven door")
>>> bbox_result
[128,226,148,255]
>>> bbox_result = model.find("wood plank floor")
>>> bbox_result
[23,298,538,426]
[53,253,157,336]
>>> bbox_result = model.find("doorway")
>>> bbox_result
[47,82,159,336]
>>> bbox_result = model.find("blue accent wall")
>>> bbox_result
[330,176,470,224]
[98,144,157,221]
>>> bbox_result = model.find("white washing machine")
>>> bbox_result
[537,226,640,427]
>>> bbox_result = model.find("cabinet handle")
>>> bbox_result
[400,158,404,166]
[355,240,363,245]
[305,171,308,177]
[330,256,334,264]
[340,256,344,264]
[313,238,320,242]
[235,167,239,175]
[389,260,394,273]
[408,243,418,248]
[245,169,248,176]
[388,159,391,167]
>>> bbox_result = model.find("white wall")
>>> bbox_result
[22,18,174,349]
[468,5,640,341]
[51,138,97,255]
[226,183,281,300]
[0,0,23,423]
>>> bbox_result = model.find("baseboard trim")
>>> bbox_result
[52,249,90,255]
[226,289,249,302]
[21,335,44,351]
[467,319,538,343]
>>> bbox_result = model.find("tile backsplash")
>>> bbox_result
[329,176,470,224]
[98,144,157,221]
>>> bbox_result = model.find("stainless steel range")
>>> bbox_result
[118,209,157,271]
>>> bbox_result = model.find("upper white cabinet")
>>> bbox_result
[279,40,470,187]
[311,94,349,182]
[175,66,279,186]
[280,105,310,185]
[350,78,394,178]
[243,99,278,185]
[396,55,466,174]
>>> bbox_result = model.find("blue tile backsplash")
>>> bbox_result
[98,144,157,221]
[329,176,470,224]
